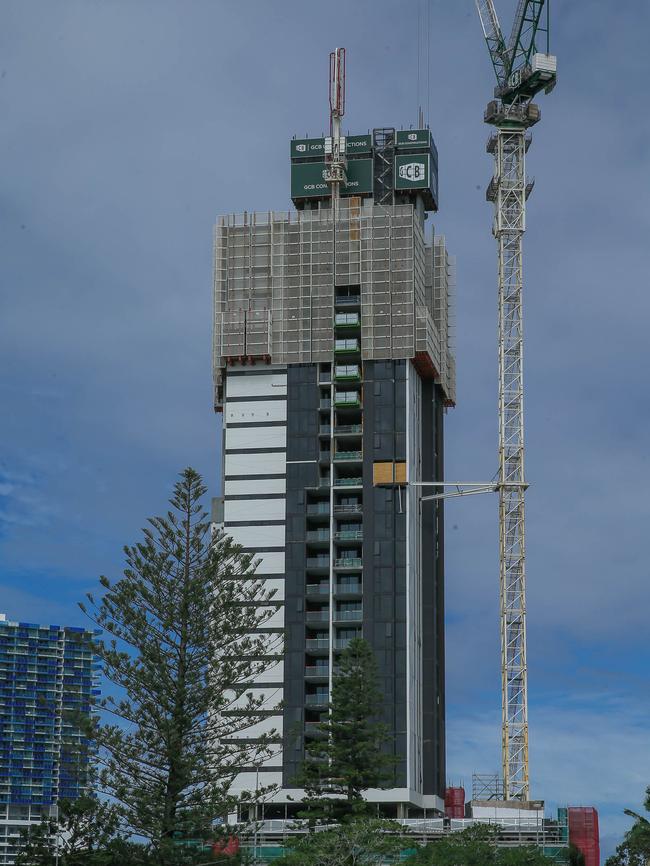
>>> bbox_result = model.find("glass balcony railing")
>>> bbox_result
[334,530,363,541]
[320,399,331,410]
[334,450,362,461]
[334,423,363,435]
[335,609,363,622]
[334,557,363,569]
[307,503,330,515]
[333,503,362,515]
[319,424,332,436]
[306,557,330,569]
[305,610,329,623]
[334,477,362,487]
[306,530,330,543]
[306,583,330,595]
[306,638,329,651]
[305,666,329,678]
[334,638,355,650]
[305,694,329,707]
[305,721,326,736]
[335,582,362,595]
[335,295,361,306]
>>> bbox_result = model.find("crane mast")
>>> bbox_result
[475,0,556,801]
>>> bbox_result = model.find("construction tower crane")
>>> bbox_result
[475,0,556,801]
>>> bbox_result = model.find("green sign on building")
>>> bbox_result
[291,134,372,159]
[345,134,372,154]
[396,129,433,149]
[291,138,326,158]
[394,153,430,190]
[291,159,373,200]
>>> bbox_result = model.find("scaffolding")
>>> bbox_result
[213,199,456,409]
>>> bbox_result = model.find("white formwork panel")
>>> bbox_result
[224,478,286,497]
[225,524,285,549]
[225,400,287,425]
[225,425,286,451]
[224,452,286,477]
[224,498,286,523]
[226,372,287,399]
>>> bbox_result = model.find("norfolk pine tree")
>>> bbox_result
[80,468,281,862]
[297,637,395,823]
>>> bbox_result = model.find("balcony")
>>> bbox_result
[334,638,355,650]
[307,503,330,516]
[319,424,332,436]
[306,557,330,572]
[318,476,331,489]
[334,391,361,409]
[334,450,362,462]
[305,610,329,624]
[305,638,329,651]
[334,339,360,354]
[305,530,330,543]
[335,608,363,622]
[334,557,362,569]
[304,721,326,737]
[306,583,330,596]
[333,477,362,487]
[319,451,332,463]
[333,503,362,516]
[335,581,362,596]
[320,399,331,411]
[334,529,363,541]
[305,666,329,679]
[334,423,362,435]
[334,313,360,329]
[305,693,329,708]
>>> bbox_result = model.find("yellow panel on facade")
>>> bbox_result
[373,462,394,485]
[394,462,407,485]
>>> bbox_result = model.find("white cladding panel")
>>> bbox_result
[227,687,283,711]
[253,578,285,600]
[225,400,287,424]
[256,605,285,629]
[229,771,282,795]
[224,498,286,523]
[225,478,286,496]
[226,524,285,549]
[225,451,286,477]
[244,660,284,683]
[225,425,286,451]
[228,717,282,739]
[252,552,285,574]
[227,373,287,398]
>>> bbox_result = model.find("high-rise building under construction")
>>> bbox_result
[212,114,456,816]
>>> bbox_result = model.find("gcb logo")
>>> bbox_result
[295,144,307,152]
[399,162,426,182]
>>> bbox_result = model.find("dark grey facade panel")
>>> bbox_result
[282,364,320,787]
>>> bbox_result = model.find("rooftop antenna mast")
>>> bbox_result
[474,0,556,800]
[325,47,347,217]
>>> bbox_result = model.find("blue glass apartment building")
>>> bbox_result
[0,613,99,865]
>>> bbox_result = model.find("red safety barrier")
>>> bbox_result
[445,786,466,819]
[568,807,600,866]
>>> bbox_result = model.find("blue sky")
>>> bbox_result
[1,1,649,859]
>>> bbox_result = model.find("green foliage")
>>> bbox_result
[16,796,147,865]
[408,824,557,866]
[605,786,650,866]
[295,638,395,823]
[79,468,281,861]
[273,818,410,866]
